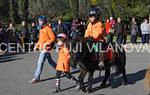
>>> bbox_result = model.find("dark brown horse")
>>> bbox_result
[69,38,128,93]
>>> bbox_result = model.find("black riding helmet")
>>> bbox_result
[88,8,100,20]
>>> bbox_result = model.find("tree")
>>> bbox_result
[0,0,9,23]
[28,0,69,21]
[1,0,150,23]
[9,0,18,23]
[126,0,149,17]
[18,0,28,21]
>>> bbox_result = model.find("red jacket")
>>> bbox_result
[105,22,111,34]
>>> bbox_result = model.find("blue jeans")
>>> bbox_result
[116,34,123,44]
[131,35,137,44]
[142,34,149,44]
[34,50,56,80]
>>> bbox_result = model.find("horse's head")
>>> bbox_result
[68,38,83,68]
[70,37,94,62]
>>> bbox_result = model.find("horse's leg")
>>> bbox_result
[119,50,128,85]
[87,71,94,93]
[100,69,110,88]
[77,68,87,92]
[122,66,128,85]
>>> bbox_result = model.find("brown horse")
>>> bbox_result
[69,38,128,93]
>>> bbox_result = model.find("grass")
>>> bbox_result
[112,35,142,43]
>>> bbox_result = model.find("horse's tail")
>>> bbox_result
[113,45,126,76]
[145,66,150,90]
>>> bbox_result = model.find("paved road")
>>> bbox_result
[0,50,149,95]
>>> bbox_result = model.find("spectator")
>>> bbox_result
[115,17,123,44]
[6,23,17,43]
[6,23,17,51]
[56,19,65,35]
[110,17,116,30]
[0,24,8,51]
[71,18,80,32]
[29,22,38,44]
[109,17,116,42]
[140,18,150,44]
[79,20,86,37]
[19,21,29,51]
[122,20,127,44]
[70,18,83,39]
[105,19,113,43]
[130,17,138,44]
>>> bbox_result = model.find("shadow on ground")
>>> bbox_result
[35,68,146,94]
[91,69,146,92]
[39,69,80,82]
[0,54,23,63]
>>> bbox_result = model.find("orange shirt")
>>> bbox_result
[36,25,56,50]
[56,46,70,72]
[84,21,105,42]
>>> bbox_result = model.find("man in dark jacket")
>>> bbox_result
[19,21,29,51]
[56,19,65,35]
[6,23,17,52]
[129,17,138,44]
[29,22,38,50]
[6,23,17,43]
[115,17,123,44]
[29,22,38,43]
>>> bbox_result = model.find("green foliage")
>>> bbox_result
[0,0,150,23]
[126,0,149,17]
[0,0,9,23]
[28,0,69,20]
[62,11,73,21]
[9,0,18,23]
[18,0,28,21]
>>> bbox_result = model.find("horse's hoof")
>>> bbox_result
[87,88,92,93]
[123,81,128,86]
[100,84,106,89]
[81,87,87,93]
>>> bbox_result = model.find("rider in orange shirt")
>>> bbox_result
[85,8,105,42]
[84,8,106,67]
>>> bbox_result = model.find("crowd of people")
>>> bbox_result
[0,16,150,53]
[0,21,38,52]
[106,16,150,45]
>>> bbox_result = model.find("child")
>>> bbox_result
[55,33,78,93]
